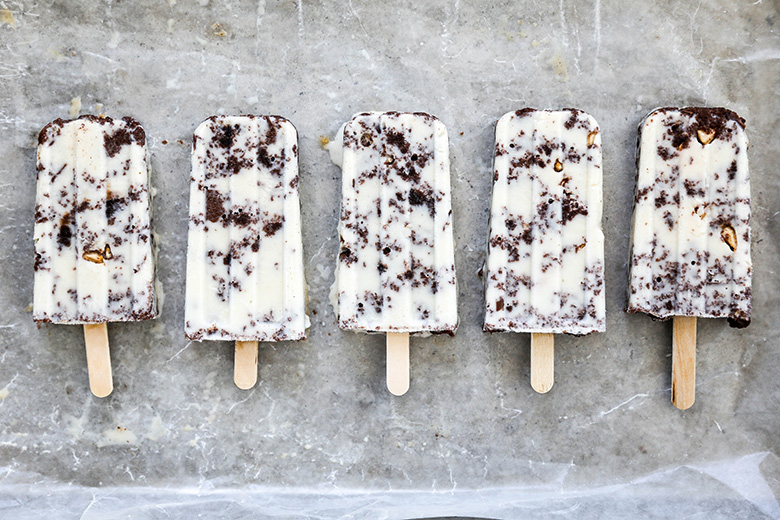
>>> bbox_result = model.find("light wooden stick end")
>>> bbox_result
[531,332,554,394]
[234,340,259,390]
[672,316,697,410]
[83,323,113,398]
[386,332,410,396]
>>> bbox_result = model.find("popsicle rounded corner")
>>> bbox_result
[557,108,602,139]
[575,110,601,140]
[341,111,379,135]
[493,110,522,138]
[635,108,672,144]
[37,118,66,148]
[192,115,219,142]
[495,110,517,125]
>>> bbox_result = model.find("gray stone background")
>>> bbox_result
[0,1,778,518]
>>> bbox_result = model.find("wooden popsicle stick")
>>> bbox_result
[234,341,259,390]
[83,323,113,398]
[672,316,697,410]
[386,332,410,396]
[530,332,554,394]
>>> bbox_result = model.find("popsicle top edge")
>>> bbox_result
[38,115,146,149]
[497,108,600,130]
[639,107,746,135]
[193,114,297,139]
[349,111,442,123]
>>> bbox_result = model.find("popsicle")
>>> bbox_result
[185,115,308,389]
[483,108,605,393]
[33,115,157,397]
[330,111,458,395]
[627,107,751,409]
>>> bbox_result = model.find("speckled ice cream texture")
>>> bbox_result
[184,115,308,341]
[627,107,751,327]
[33,115,157,324]
[484,109,605,335]
[334,112,457,333]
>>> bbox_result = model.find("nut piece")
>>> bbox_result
[103,244,113,259]
[720,224,737,251]
[211,23,227,37]
[553,159,564,172]
[587,130,598,147]
[82,250,104,264]
[697,128,716,146]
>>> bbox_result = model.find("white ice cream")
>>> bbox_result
[184,115,309,341]
[33,115,157,324]
[334,112,458,333]
[484,109,605,335]
[627,107,751,327]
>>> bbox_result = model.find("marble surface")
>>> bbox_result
[0,1,779,518]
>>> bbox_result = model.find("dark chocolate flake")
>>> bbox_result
[104,127,135,158]
[258,146,273,168]
[385,129,410,153]
[56,213,74,248]
[262,217,284,236]
[561,190,588,224]
[205,190,225,223]
[215,124,235,149]
[409,187,436,217]
[106,196,125,222]
[34,253,45,271]
[727,160,738,181]
[340,247,356,265]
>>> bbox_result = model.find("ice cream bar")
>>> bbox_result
[627,107,751,327]
[484,108,605,335]
[184,115,308,343]
[628,107,750,409]
[33,115,157,324]
[334,111,458,334]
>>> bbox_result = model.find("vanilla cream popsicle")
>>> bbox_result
[627,107,751,409]
[332,111,457,394]
[34,115,157,396]
[627,107,751,325]
[483,109,605,392]
[185,115,308,388]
